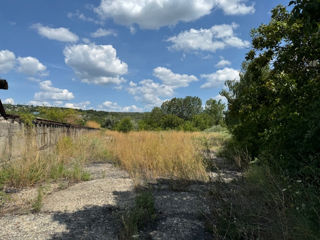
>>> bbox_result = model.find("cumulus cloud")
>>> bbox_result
[95,0,254,29]
[128,67,197,107]
[95,0,213,29]
[34,80,74,101]
[0,50,15,73]
[201,67,239,88]
[216,57,231,67]
[32,23,79,42]
[128,79,173,107]
[64,101,91,109]
[3,98,14,105]
[91,28,117,38]
[67,10,103,25]
[217,0,255,15]
[168,23,250,53]
[153,67,198,88]
[101,100,142,112]
[64,44,128,85]
[28,100,51,106]
[17,57,47,76]
[213,94,228,105]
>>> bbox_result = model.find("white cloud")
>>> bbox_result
[64,44,128,85]
[95,0,254,29]
[213,94,227,105]
[3,98,14,105]
[129,26,136,34]
[128,79,173,106]
[82,38,91,44]
[95,0,213,29]
[17,57,47,76]
[216,57,231,67]
[27,77,41,82]
[32,23,79,42]
[0,50,15,74]
[67,10,103,25]
[168,23,250,53]
[201,67,239,88]
[153,67,198,88]
[64,101,91,109]
[217,0,255,15]
[91,28,117,38]
[128,67,197,108]
[28,100,51,107]
[34,80,74,101]
[101,101,142,112]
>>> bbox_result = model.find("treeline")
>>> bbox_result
[138,96,225,131]
[4,104,146,128]
[4,96,225,132]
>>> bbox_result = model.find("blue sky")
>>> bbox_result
[0,0,289,112]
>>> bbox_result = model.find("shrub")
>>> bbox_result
[116,117,133,133]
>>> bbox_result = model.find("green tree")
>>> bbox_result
[160,114,184,130]
[161,96,202,120]
[221,2,320,181]
[39,107,81,124]
[139,107,164,130]
[116,117,133,133]
[192,113,212,131]
[204,98,225,125]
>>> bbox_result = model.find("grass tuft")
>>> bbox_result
[120,191,156,239]
[31,186,43,213]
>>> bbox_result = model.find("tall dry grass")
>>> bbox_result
[0,132,110,188]
[0,130,228,188]
[85,120,101,129]
[105,131,217,181]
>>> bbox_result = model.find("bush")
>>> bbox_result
[116,117,133,133]
[192,113,212,131]
[160,114,184,130]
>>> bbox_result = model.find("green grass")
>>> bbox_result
[120,191,156,239]
[31,187,43,213]
[207,164,320,240]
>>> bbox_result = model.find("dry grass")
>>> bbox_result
[105,131,226,181]
[0,132,110,188]
[85,120,101,129]
[0,130,228,188]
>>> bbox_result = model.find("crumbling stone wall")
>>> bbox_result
[0,116,96,164]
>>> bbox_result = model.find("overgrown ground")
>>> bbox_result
[0,130,318,239]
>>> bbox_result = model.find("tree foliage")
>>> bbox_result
[204,98,225,125]
[161,96,202,121]
[115,117,133,133]
[138,96,225,131]
[39,107,81,125]
[221,2,320,182]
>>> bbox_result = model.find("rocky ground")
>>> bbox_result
[0,158,241,240]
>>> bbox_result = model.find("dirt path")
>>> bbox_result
[0,158,241,239]
[0,163,135,240]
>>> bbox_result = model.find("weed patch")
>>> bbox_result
[0,132,111,189]
[207,164,320,240]
[120,191,156,239]
[105,131,228,181]
[31,187,43,213]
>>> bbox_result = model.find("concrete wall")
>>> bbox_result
[0,116,96,164]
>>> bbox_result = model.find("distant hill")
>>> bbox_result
[3,104,147,129]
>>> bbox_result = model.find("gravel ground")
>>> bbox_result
[0,158,241,240]
[0,163,135,240]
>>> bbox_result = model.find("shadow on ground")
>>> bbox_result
[49,191,132,240]
[49,158,241,240]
